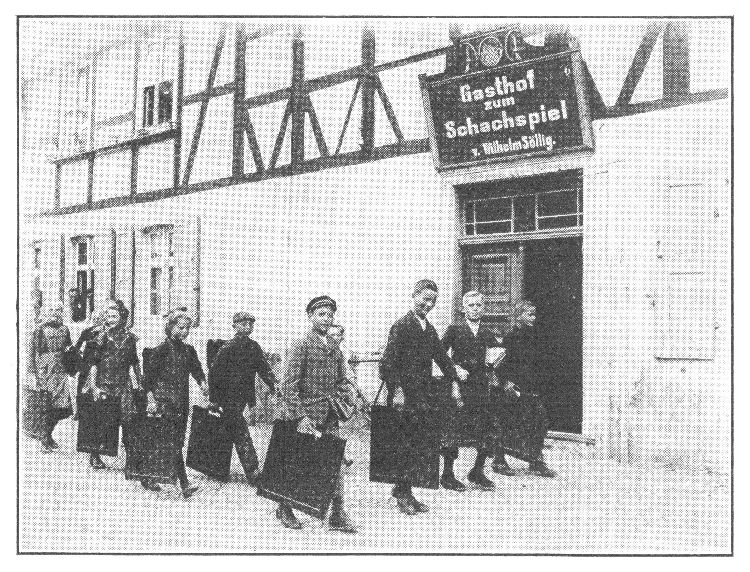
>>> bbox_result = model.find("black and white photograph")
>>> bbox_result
[16,14,733,555]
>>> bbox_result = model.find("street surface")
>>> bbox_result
[18,415,730,554]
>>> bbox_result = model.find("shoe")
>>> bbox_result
[141,479,162,492]
[408,495,429,513]
[467,468,495,491]
[343,456,354,468]
[40,440,54,454]
[89,455,106,470]
[395,496,417,515]
[47,437,59,449]
[440,473,467,492]
[182,485,200,499]
[491,461,516,476]
[276,504,302,529]
[328,506,358,534]
[529,461,557,478]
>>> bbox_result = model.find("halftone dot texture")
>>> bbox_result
[19,18,731,553]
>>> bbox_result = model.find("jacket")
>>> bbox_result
[143,338,205,414]
[208,333,277,411]
[442,320,501,385]
[281,330,354,425]
[379,310,457,401]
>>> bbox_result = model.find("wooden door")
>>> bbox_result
[462,243,525,336]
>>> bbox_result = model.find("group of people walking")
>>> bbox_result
[25,278,556,535]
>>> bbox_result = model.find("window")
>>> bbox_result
[71,236,95,322]
[463,176,583,237]
[158,81,173,124]
[142,86,155,128]
[147,226,174,316]
[143,81,173,128]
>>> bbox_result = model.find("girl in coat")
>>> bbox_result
[143,309,208,498]
[30,304,73,452]
[85,301,142,470]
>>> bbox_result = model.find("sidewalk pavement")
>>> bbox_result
[18,416,730,554]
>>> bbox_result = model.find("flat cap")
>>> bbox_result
[233,311,256,324]
[306,295,337,314]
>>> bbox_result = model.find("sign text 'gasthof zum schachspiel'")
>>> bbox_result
[420,45,594,171]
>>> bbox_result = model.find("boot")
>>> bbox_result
[467,467,495,491]
[529,460,557,478]
[40,437,54,454]
[440,472,467,492]
[141,478,162,492]
[89,454,106,469]
[328,500,357,534]
[407,495,429,513]
[392,484,417,515]
[182,484,201,499]
[491,452,516,476]
[396,496,417,515]
[276,503,302,529]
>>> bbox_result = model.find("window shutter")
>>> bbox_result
[135,227,151,325]
[655,182,716,360]
[35,238,60,311]
[173,218,201,326]
[114,228,136,326]
[93,230,111,316]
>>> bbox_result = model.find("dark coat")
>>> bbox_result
[208,333,277,412]
[89,327,139,396]
[379,310,457,407]
[143,338,205,416]
[281,330,354,425]
[497,324,541,393]
[442,320,501,386]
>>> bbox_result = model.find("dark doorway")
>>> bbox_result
[523,237,583,433]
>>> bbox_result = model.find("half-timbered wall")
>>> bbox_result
[20,18,731,470]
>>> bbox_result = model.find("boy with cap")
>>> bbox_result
[276,295,357,533]
[208,311,278,485]
[379,279,463,515]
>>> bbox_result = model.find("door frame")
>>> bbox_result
[459,229,588,441]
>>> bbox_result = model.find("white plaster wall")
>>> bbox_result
[583,99,730,469]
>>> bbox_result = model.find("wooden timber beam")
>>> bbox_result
[233,24,247,178]
[360,29,376,158]
[87,155,94,203]
[374,77,404,143]
[597,87,726,119]
[53,128,176,165]
[243,107,265,173]
[663,20,691,99]
[174,27,185,191]
[181,26,227,187]
[95,110,135,129]
[245,46,450,110]
[48,138,430,215]
[582,60,606,116]
[46,83,728,219]
[305,97,329,158]
[268,104,292,170]
[183,82,235,105]
[334,80,361,156]
[616,21,665,107]
[290,37,305,169]
[130,143,138,195]
[54,164,61,209]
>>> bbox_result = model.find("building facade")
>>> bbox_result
[20,18,731,469]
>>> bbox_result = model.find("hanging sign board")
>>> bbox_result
[419,49,594,171]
